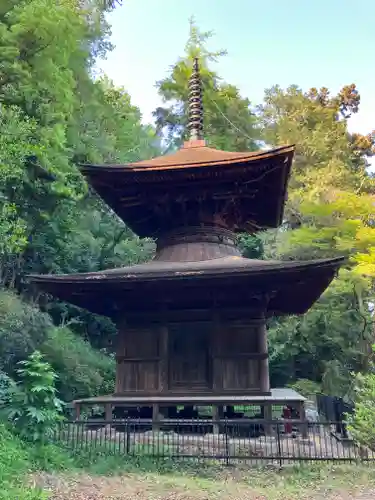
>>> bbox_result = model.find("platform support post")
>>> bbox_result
[263,403,274,436]
[152,404,162,431]
[298,402,308,439]
[105,403,112,431]
[74,403,81,421]
[212,405,219,434]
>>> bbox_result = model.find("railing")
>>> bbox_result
[51,418,375,465]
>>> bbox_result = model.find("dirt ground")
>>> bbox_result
[31,466,375,500]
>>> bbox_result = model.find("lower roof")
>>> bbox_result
[28,255,345,318]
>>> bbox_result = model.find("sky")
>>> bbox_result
[98,0,375,162]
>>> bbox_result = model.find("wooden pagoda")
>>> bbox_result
[29,59,345,428]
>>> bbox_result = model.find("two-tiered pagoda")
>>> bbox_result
[30,59,344,427]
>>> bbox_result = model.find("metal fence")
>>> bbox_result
[52,418,375,465]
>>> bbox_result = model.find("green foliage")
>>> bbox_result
[154,18,260,151]
[3,351,64,442]
[0,289,52,373]
[237,234,264,259]
[260,81,375,393]
[347,349,375,449]
[287,379,322,398]
[0,424,48,499]
[0,289,115,402]
[0,370,13,405]
[268,272,371,395]
[41,326,115,401]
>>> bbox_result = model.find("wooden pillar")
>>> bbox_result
[298,402,308,439]
[212,405,220,434]
[159,324,169,392]
[152,404,162,431]
[105,403,112,421]
[211,312,220,392]
[258,320,270,393]
[263,403,274,436]
[105,403,112,431]
[114,318,126,394]
[74,403,81,421]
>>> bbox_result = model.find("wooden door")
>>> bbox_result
[168,323,211,390]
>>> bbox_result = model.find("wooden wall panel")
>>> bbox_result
[214,324,259,356]
[117,327,160,358]
[168,323,211,390]
[115,325,161,394]
[214,359,260,391]
[116,361,159,393]
[212,320,265,393]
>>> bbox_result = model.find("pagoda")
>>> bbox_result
[29,59,344,427]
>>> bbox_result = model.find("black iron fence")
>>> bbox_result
[51,418,375,465]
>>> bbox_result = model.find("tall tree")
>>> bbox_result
[259,84,375,394]
[154,18,260,152]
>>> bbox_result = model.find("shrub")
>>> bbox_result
[0,289,115,404]
[41,326,115,401]
[0,290,51,373]
[346,370,375,450]
[0,370,13,404]
[2,351,65,442]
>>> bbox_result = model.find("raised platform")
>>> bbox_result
[73,388,305,406]
[71,388,307,438]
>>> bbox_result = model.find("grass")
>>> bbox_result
[2,423,375,499]
[32,461,375,499]
[0,423,48,499]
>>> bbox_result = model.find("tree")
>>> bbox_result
[0,0,159,292]
[260,84,375,393]
[154,18,260,151]
[259,84,374,228]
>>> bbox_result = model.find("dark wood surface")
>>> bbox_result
[115,317,269,397]
[79,145,294,238]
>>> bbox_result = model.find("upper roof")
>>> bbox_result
[80,142,295,237]
[82,141,293,171]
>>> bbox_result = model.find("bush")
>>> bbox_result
[3,351,64,442]
[0,290,51,373]
[346,370,375,450]
[41,326,115,401]
[0,289,115,403]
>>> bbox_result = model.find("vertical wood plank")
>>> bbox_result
[212,312,220,392]
[152,404,161,431]
[212,405,219,434]
[159,324,168,392]
[258,320,270,393]
[74,403,81,421]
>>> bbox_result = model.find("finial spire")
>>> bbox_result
[188,57,204,141]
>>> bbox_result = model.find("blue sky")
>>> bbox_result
[98,0,375,158]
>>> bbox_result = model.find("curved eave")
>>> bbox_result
[79,145,295,174]
[27,256,345,317]
[77,146,294,236]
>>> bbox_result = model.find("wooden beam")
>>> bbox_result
[158,324,168,392]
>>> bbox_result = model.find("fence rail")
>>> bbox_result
[52,418,374,465]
